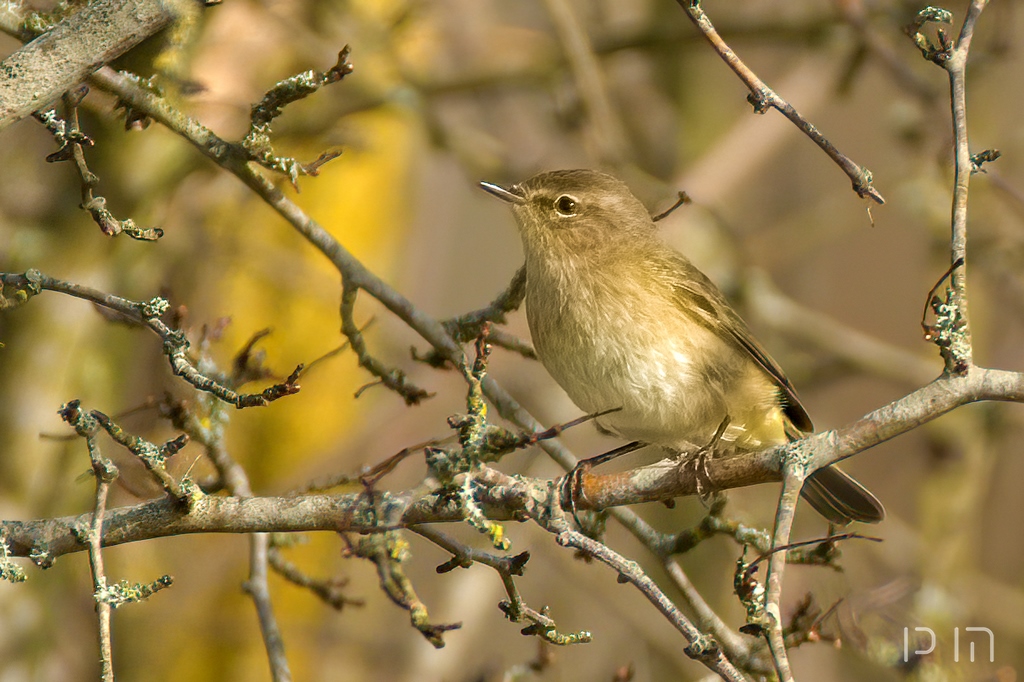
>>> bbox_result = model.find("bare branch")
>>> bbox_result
[570,367,1024,510]
[34,91,163,240]
[762,467,802,681]
[340,275,432,404]
[59,400,174,680]
[0,271,302,408]
[554,524,747,682]
[942,0,989,372]
[663,559,762,671]
[243,47,352,188]
[0,0,181,130]
[85,432,118,682]
[182,408,293,682]
[243,534,292,682]
[267,546,364,611]
[677,1,885,204]
[413,526,590,645]
[76,62,584,487]
[345,531,461,648]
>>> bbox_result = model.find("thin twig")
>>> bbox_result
[414,268,533,367]
[340,274,432,404]
[677,1,885,204]
[0,10,1010,677]
[85,434,117,682]
[662,558,761,671]
[762,467,803,682]
[58,401,175,675]
[243,47,352,188]
[34,90,163,240]
[176,407,294,682]
[941,0,989,372]
[90,409,189,502]
[267,548,363,610]
[77,64,585,486]
[412,526,590,645]
[651,191,692,222]
[344,531,461,648]
[439,267,526,344]
[0,271,301,408]
[554,524,746,682]
[244,534,292,682]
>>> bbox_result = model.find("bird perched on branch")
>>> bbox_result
[481,169,884,525]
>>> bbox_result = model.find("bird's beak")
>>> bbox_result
[479,181,526,204]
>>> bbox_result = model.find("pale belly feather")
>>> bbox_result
[526,263,786,452]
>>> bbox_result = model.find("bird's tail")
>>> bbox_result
[800,465,885,524]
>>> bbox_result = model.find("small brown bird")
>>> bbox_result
[481,169,884,524]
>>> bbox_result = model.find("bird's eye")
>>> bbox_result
[554,194,578,217]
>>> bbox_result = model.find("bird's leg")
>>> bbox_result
[690,416,731,501]
[560,440,647,525]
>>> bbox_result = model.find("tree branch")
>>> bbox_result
[942,0,988,372]
[677,0,885,204]
[6,367,1022,569]
[762,468,802,682]
[554,524,747,682]
[0,271,301,408]
[573,367,1024,510]
[0,0,182,130]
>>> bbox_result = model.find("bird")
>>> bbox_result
[480,169,884,525]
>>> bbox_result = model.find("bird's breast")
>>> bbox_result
[525,259,763,448]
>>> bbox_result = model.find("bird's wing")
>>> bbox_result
[658,252,814,434]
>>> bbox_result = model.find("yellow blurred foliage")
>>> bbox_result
[208,107,419,487]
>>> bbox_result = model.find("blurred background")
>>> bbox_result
[1,0,1023,679]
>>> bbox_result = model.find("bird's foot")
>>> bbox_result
[685,416,731,505]
[560,440,646,527]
